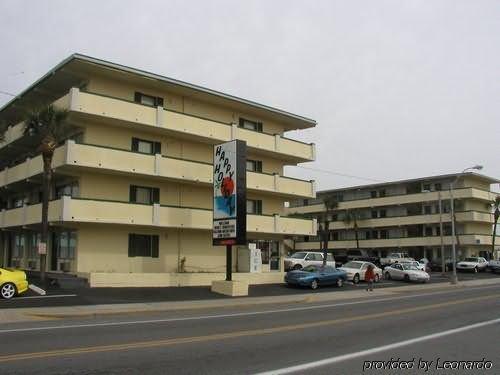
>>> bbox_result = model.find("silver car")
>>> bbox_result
[384,263,430,283]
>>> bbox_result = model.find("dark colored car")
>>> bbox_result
[429,258,454,272]
[285,265,347,290]
[335,249,380,267]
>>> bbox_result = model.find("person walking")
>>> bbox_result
[365,264,375,292]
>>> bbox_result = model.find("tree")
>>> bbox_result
[343,209,360,250]
[492,196,500,260]
[24,105,69,283]
[320,196,339,266]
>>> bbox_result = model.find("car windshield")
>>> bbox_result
[402,264,419,271]
[343,261,363,269]
[302,265,318,272]
[464,258,479,262]
[290,252,307,259]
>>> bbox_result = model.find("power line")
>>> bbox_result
[293,165,383,183]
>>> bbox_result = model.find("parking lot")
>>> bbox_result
[1,270,499,310]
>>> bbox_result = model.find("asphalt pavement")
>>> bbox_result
[0,282,499,374]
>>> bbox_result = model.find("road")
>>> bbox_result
[0,283,499,374]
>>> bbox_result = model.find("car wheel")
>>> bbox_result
[353,274,360,284]
[374,274,380,283]
[404,275,410,282]
[293,264,302,270]
[310,279,319,290]
[385,272,391,280]
[1,282,17,299]
[336,278,343,288]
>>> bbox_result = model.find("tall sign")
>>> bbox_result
[213,140,247,247]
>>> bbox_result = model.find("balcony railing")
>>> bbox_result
[294,233,497,250]
[0,141,315,199]
[0,197,317,236]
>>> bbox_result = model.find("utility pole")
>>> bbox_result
[438,190,445,276]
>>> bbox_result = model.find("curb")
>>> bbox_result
[16,277,500,322]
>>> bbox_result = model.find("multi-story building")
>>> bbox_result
[288,173,499,261]
[0,54,317,287]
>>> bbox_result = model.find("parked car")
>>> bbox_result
[400,260,427,272]
[339,249,379,265]
[487,259,500,273]
[384,263,430,283]
[339,261,383,284]
[0,267,29,299]
[456,257,488,273]
[429,258,454,272]
[285,265,347,289]
[284,251,336,271]
[380,253,415,267]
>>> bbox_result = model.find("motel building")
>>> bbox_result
[287,173,499,262]
[0,54,317,287]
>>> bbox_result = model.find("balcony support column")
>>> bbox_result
[61,195,72,222]
[230,122,237,140]
[0,209,5,228]
[312,218,318,235]
[154,154,161,176]
[65,139,76,165]
[156,106,164,127]
[273,173,280,192]
[311,143,316,161]
[274,134,281,153]
[274,214,280,233]
[69,87,80,111]
[311,180,316,198]
[153,203,160,226]
[3,167,9,187]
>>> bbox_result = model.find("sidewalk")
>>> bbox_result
[2,277,499,324]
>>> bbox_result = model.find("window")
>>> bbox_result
[371,210,378,219]
[246,159,262,173]
[379,189,386,197]
[436,227,441,236]
[130,185,160,205]
[424,206,432,215]
[365,231,372,240]
[246,199,262,214]
[12,196,27,208]
[56,182,79,199]
[332,232,339,241]
[56,231,77,259]
[132,138,161,155]
[435,183,442,191]
[128,234,159,258]
[370,191,377,198]
[134,92,164,107]
[12,234,25,258]
[372,230,379,239]
[27,233,40,259]
[423,184,431,191]
[380,230,388,239]
[379,209,387,218]
[425,227,433,236]
[239,118,263,132]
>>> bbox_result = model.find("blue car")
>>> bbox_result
[285,265,347,290]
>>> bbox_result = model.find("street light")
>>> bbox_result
[449,165,483,284]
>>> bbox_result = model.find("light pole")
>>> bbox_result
[449,165,483,284]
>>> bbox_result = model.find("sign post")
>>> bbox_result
[213,140,247,282]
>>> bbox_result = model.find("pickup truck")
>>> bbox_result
[380,253,415,267]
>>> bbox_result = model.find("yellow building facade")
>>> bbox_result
[288,174,499,261]
[0,54,317,287]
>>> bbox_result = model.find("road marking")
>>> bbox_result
[0,284,498,334]
[0,294,77,301]
[255,317,500,374]
[0,293,498,363]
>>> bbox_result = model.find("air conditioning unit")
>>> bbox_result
[59,262,72,272]
[28,261,38,269]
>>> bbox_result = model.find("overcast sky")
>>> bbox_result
[1,0,498,190]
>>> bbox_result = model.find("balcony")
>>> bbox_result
[294,234,496,250]
[0,197,317,236]
[287,188,498,215]
[328,210,493,230]
[0,141,315,199]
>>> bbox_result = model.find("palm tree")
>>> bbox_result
[343,209,360,250]
[492,196,500,260]
[320,196,339,266]
[24,105,69,283]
